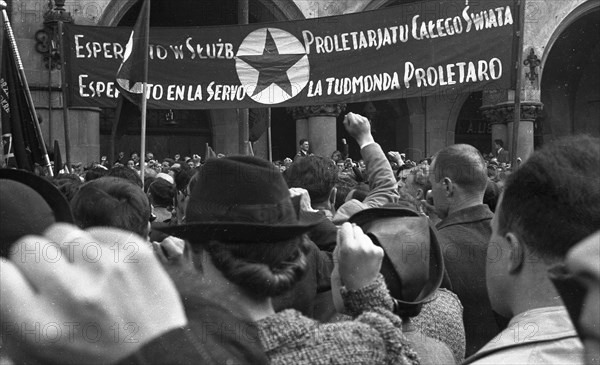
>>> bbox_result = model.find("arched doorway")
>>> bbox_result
[541,7,600,142]
[454,92,491,154]
[335,100,410,161]
[100,106,212,161]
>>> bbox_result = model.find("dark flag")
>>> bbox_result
[115,0,150,107]
[109,96,139,163]
[0,34,44,171]
[249,108,269,142]
[53,140,62,176]
[115,0,150,186]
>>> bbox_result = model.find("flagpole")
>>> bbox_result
[139,0,150,188]
[510,0,526,169]
[238,0,250,155]
[58,21,72,173]
[267,108,272,162]
[0,1,53,176]
[140,83,147,186]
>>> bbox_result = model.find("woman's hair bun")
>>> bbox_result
[206,237,309,299]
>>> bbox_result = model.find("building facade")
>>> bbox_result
[4,0,599,165]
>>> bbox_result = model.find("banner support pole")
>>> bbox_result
[267,108,272,162]
[58,21,72,173]
[139,0,150,188]
[140,82,147,186]
[238,0,250,155]
[511,0,526,169]
[1,1,53,176]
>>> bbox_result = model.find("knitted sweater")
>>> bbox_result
[411,288,466,363]
[256,275,420,365]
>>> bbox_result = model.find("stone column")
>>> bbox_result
[27,0,104,166]
[481,102,543,162]
[287,104,346,158]
[210,109,240,155]
[296,118,309,146]
[509,103,543,161]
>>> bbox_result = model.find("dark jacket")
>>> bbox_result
[294,150,312,161]
[118,294,268,364]
[272,237,333,318]
[306,211,337,252]
[436,204,501,357]
[496,148,509,164]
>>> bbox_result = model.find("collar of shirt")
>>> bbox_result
[476,306,579,354]
[435,204,494,230]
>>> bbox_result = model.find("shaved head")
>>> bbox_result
[431,144,488,194]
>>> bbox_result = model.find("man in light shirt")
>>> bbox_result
[464,135,600,364]
[565,231,600,365]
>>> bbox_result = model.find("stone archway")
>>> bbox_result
[445,93,473,146]
[453,92,491,154]
[98,0,303,26]
[540,1,600,77]
[97,0,138,26]
[334,100,410,160]
[541,5,600,141]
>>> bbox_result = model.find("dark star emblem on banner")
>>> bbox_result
[236,28,310,104]
[238,30,303,96]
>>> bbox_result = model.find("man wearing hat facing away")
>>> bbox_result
[160,147,421,363]
[0,169,75,257]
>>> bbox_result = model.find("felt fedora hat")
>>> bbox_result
[349,202,445,318]
[159,155,322,243]
[0,168,74,257]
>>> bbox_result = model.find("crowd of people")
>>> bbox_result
[0,112,598,365]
